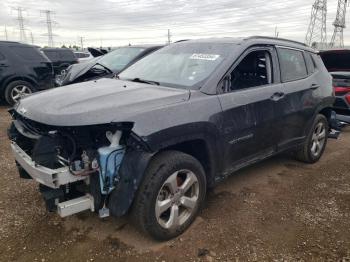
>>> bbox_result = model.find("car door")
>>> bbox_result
[275,47,316,150]
[217,46,284,172]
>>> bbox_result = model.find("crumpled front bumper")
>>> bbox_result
[11,142,87,189]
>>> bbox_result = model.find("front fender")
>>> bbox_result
[108,149,154,217]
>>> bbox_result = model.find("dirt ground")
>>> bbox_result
[0,105,350,262]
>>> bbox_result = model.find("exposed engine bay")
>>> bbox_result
[8,109,135,217]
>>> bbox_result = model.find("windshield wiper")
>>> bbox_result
[131,78,160,86]
[94,63,113,74]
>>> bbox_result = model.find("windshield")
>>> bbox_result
[98,47,145,72]
[119,43,230,89]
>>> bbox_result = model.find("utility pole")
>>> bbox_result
[329,0,348,48]
[13,7,27,42]
[167,29,172,45]
[4,26,8,40]
[79,36,84,50]
[305,0,327,49]
[30,31,34,45]
[41,10,55,47]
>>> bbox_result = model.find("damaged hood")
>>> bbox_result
[15,78,190,126]
[61,57,101,85]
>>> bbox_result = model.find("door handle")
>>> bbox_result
[310,83,320,90]
[270,92,285,102]
[0,63,8,67]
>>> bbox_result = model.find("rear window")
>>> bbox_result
[43,50,59,60]
[278,48,308,82]
[320,51,350,72]
[75,53,90,58]
[59,50,75,60]
[10,46,47,62]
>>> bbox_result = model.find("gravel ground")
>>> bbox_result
[0,105,350,261]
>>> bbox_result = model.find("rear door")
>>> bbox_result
[9,45,54,89]
[217,46,283,172]
[275,47,317,150]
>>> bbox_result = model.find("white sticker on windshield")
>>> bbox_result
[190,53,220,61]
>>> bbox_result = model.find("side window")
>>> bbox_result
[10,46,46,62]
[223,50,273,92]
[278,48,307,82]
[305,52,316,74]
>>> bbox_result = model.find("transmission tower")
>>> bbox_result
[305,0,328,49]
[329,0,348,48]
[41,10,55,47]
[13,7,27,42]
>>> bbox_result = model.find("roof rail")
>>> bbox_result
[245,36,308,47]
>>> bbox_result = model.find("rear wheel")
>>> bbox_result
[295,114,328,163]
[132,151,206,240]
[5,80,34,105]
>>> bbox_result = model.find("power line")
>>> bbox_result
[329,0,348,48]
[305,0,328,49]
[41,10,55,47]
[12,7,27,43]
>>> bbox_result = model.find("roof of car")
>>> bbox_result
[175,36,316,53]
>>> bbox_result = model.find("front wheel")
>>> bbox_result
[131,151,206,240]
[295,114,328,163]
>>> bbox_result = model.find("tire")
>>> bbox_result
[5,80,35,106]
[295,114,328,163]
[131,151,206,240]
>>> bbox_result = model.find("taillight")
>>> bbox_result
[334,86,350,95]
[346,94,350,104]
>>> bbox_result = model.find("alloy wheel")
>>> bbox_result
[311,122,326,157]
[155,169,199,230]
[11,85,32,102]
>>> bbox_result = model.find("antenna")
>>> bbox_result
[329,0,348,48]
[305,0,328,48]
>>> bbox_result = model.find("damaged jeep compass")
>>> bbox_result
[8,37,337,240]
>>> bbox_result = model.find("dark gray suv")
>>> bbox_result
[8,36,336,240]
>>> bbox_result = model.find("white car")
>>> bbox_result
[74,51,94,63]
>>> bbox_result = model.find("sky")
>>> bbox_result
[0,0,347,48]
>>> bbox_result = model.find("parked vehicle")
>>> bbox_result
[319,49,350,124]
[57,45,162,86]
[41,48,78,75]
[8,37,337,240]
[74,51,94,63]
[0,41,54,105]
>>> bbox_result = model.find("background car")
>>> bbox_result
[58,44,162,86]
[74,51,94,63]
[41,48,78,76]
[0,41,54,105]
[319,49,350,124]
